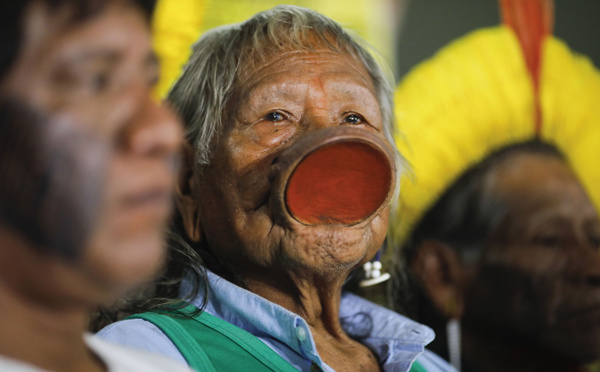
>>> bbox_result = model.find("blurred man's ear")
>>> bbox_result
[411,240,465,319]
[175,142,202,242]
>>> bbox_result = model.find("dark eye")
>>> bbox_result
[88,71,110,94]
[264,112,286,122]
[343,113,365,125]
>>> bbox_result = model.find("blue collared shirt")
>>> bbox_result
[97,270,455,372]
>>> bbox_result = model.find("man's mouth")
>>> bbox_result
[122,187,171,209]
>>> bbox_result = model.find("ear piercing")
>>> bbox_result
[359,252,390,287]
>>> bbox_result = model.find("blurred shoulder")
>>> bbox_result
[94,319,187,366]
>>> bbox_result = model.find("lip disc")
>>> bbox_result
[285,139,393,225]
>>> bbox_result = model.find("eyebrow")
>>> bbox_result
[63,48,159,69]
[65,49,122,66]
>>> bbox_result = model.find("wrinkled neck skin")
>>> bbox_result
[218,212,386,372]
[224,216,384,341]
[0,229,105,372]
[244,263,349,334]
[243,263,382,372]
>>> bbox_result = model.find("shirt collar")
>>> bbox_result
[180,270,318,362]
[339,292,435,366]
[180,269,434,371]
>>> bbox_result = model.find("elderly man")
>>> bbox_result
[0,0,189,371]
[389,1,600,371]
[98,5,454,372]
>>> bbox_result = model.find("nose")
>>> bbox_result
[122,95,183,158]
[301,110,335,133]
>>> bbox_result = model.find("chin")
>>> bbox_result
[121,234,166,283]
[281,222,382,274]
[83,231,167,296]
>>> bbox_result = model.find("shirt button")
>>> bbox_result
[310,362,322,372]
[296,326,307,342]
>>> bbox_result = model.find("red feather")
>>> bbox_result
[499,0,554,134]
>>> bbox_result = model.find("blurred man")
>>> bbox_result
[0,1,189,371]
[389,1,600,371]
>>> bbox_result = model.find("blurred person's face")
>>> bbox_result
[465,153,600,363]
[184,47,390,282]
[0,1,182,306]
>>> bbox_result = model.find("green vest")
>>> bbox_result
[128,305,300,372]
[409,361,427,372]
[130,304,427,372]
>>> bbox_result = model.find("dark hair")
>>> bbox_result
[391,140,564,317]
[0,0,155,83]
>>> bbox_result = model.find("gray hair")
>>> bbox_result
[124,6,403,309]
[167,5,399,181]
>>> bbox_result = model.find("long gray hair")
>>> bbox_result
[115,5,401,318]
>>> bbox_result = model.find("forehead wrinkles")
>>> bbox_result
[486,154,599,235]
[235,49,373,99]
[490,154,572,202]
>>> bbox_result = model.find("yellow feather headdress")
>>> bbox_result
[151,0,206,99]
[392,0,600,245]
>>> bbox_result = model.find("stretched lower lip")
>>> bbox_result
[269,126,395,227]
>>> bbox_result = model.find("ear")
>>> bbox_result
[175,141,202,242]
[410,240,465,319]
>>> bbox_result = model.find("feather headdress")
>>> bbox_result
[151,0,206,98]
[392,0,600,245]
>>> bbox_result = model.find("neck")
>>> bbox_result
[243,267,381,372]
[245,267,347,334]
[0,228,104,372]
[0,281,105,372]
[462,325,582,372]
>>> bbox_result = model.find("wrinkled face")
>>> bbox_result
[465,153,600,362]
[193,48,389,281]
[0,1,182,304]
